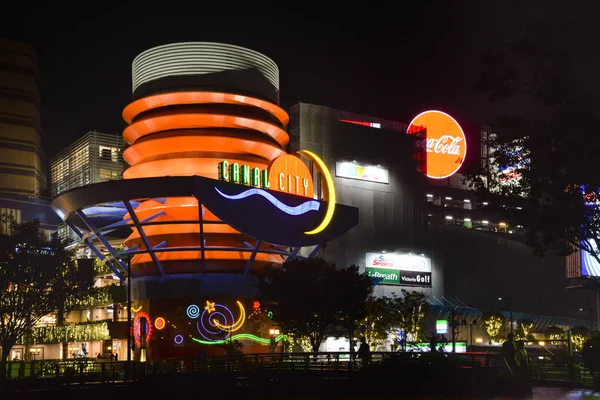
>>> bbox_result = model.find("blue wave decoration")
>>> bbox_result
[215,187,320,216]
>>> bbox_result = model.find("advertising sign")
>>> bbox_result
[364,253,432,287]
[407,110,467,179]
[335,162,389,184]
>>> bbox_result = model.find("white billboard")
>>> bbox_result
[365,252,432,286]
[365,252,431,272]
[336,162,389,184]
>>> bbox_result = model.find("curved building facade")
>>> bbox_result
[52,43,358,359]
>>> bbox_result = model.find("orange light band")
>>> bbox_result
[123,114,289,147]
[122,91,289,126]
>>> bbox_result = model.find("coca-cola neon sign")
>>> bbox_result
[407,110,467,179]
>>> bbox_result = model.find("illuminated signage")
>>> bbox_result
[218,161,270,188]
[217,151,337,236]
[407,110,467,179]
[436,320,448,334]
[335,162,389,184]
[364,252,432,287]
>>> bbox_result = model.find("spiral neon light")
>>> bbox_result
[155,317,166,330]
[187,304,201,319]
[174,334,184,345]
[213,300,246,332]
[192,333,286,345]
[197,303,235,341]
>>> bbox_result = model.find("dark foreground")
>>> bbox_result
[2,355,541,400]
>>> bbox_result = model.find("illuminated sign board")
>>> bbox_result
[436,320,448,334]
[335,162,389,184]
[364,252,432,287]
[217,151,337,235]
[407,110,467,179]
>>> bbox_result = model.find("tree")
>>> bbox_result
[330,265,373,355]
[257,258,372,353]
[0,219,94,378]
[484,312,506,344]
[390,289,430,347]
[359,296,396,351]
[470,18,600,265]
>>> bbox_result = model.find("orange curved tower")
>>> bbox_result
[120,42,289,276]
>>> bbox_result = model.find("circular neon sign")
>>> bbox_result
[407,110,467,179]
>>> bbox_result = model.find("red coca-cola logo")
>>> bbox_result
[407,110,467,179]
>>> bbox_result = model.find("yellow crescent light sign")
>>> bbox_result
[297,150,336,235]
[213,300,246,332]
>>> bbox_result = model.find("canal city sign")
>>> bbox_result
[364,252,432,287]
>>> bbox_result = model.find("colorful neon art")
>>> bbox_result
[134,311,153,346]
[196,303,234,341]
[192,333,287,345]
[131,305,142,313]
[212,300,246,332]
[187,304,201,319]
[194,300,246,341]
[174,334,184,345]
[155,317,166,330]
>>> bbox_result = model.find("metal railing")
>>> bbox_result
[1,351,593,389]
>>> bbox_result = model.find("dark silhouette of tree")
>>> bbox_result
[0,218,94,379]
[469,18,600,264]
[257,258,372,353]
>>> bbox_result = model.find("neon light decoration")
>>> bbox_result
[215,187,320,216]
[213,300,246,332]
[297,150,336,235]
[187,304,201,319]
[134,311,153,346]
[195,301,246,341]
[155,317,166,330]
[192,333,286,345]
[174,334,184,345]
[131,305,142,313]
[196,303,235,341]
[407,110,467,179]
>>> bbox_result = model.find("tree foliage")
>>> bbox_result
[257,258,372,353]
[390,289,430,345]
[0,219,94,377]
[359,296,396,351]
[469,19,600,264]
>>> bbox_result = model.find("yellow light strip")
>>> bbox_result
[214,301,246,332]
[131,305,142,313]
[297,150,336,235]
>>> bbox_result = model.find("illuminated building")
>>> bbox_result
[290,103,596,350]
[50,130,125,247]
[0,39,47,198]
[52,43,358,359]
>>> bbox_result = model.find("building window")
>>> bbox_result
[99,169,121,181]
[99,146,119,162]
[0,208,22,234]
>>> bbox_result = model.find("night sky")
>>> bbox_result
[2,1,598,158]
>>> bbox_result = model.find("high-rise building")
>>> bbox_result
[50,130,125,246]
[50,130,125,198]
[0,39,47,198]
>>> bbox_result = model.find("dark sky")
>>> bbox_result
[2,1,597,158]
